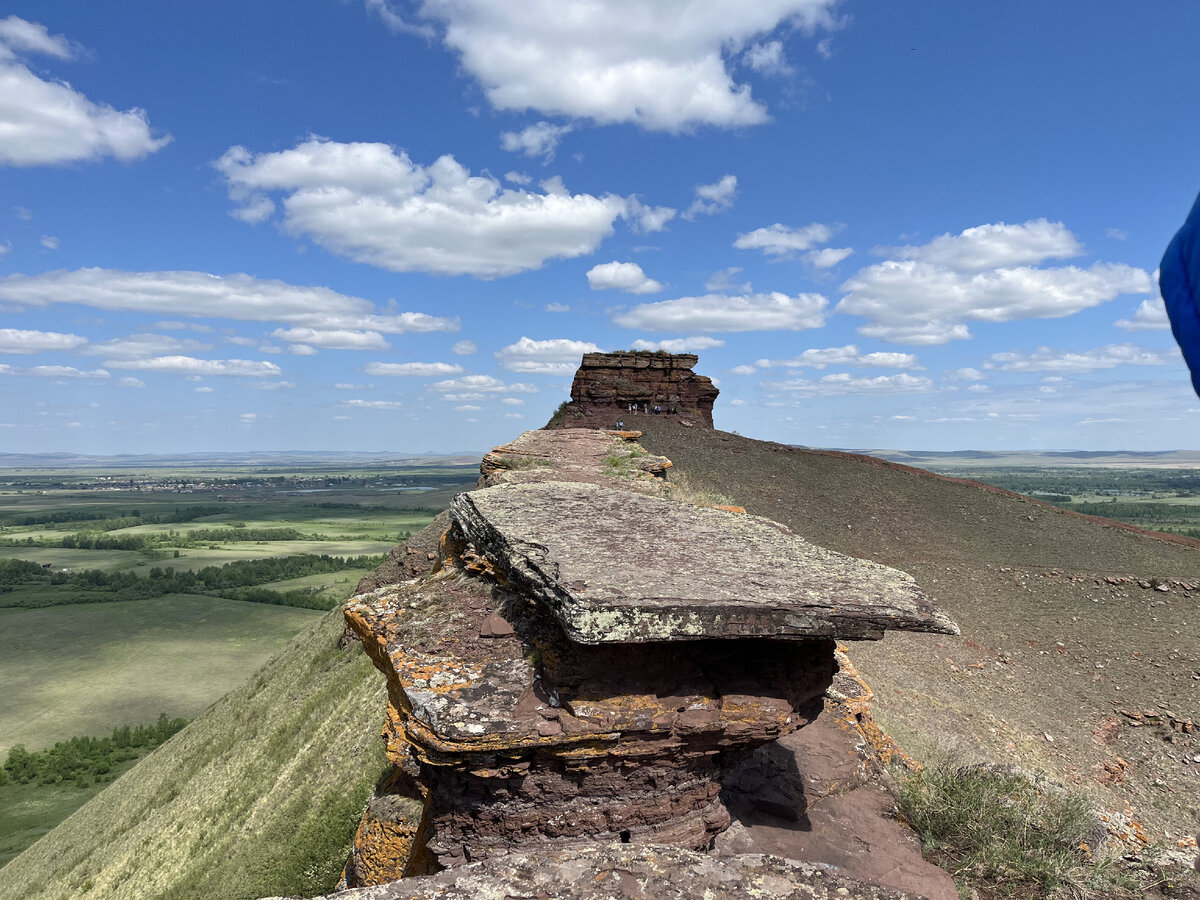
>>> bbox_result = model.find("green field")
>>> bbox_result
[0,595,320,755]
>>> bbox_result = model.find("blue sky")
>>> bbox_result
[2,1,1198,455]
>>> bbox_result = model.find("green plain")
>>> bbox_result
[0,595,320,755]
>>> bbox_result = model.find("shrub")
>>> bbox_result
[896,753,1135,898]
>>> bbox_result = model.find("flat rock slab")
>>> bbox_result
[278,844,930,899]
[452,481,958,644]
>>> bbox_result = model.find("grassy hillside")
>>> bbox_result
[636,419,1200,846]
[0,596,319,755]
[0,608,389,900]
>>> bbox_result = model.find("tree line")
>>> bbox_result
[0,552,385,611]
[1,714,188,788]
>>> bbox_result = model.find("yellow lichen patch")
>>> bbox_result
[828,646,918,770]
[712,504,745,514]
[344,785,432,887]
[567,692,683,732]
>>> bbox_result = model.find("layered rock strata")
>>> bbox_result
[558,351,719,428]
[341,427,956,885]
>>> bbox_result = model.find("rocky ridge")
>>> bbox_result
[338,425,959,898]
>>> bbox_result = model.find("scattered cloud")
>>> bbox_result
[39,235,58,250]
[430,374,538,393]
[0,268,459,333]
[362,0,435,39]
[0,327,87,354]
[734,222,834,257]
[496,337,602,375]
[1106,227,1128,241]
[13,206,31,220]
[104,356,283,377]
[504,170,531,185]
[215,138,627,277]
[987,343,1175,373]
[630,336,725,353]
[288,344,318,356]
[837,219,1152,344]
[743,40,793,77]
[117,377,145,388]
[84,333,210,360]
[684,174,737,218]
[501,397,525,406]
[0,363,109,379]
[586,261,663,294]
[342,398,404,409]
[1115,297,1169,331]
[455,404,482,412]
[398,1,841,131]
[544,302,570,313]
[238,412,257,424]
[763,345,921,369]
[270,327,390,350]
[451,340,477,356]
[0,16,171,166]
[764,372,933,397]
[500,121,573,161]
[365,361,464,376]
[251,380,295,390]
[705,267,751,293]
[805,247,853,269]
[623,196,677,233]
[613,291,827,332]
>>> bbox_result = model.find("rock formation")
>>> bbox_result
[340,425,957,890]
[556,351,719,428]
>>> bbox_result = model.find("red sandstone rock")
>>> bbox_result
[554,351,719,428]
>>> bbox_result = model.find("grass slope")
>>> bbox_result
[0,596,319,755]
[635,418,1200,845]
[0,608,388,900]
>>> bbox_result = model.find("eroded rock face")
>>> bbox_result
[558,351,719,428]
[300,844,932,900]
[339,424,957,888]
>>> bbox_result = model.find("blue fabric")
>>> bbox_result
[1161,192,1200,396]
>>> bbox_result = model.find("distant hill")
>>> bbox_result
[0,450,484,469]
[841,448,1200,469]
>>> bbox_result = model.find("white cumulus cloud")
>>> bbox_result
[430,374,538,393]
[104,356,283,377]
[397,1,841,131]
[0,268,459,334]
[734,222,834,256]
[0,17,171,166]
[1115,297,1169,331]
[215,138,627,277]
[270,328,390,350]
[586,261,663,294]
[0,328,87,354]
[837,220,1152,345]
[495,337,602,375]
[613,291,827,332]
[685,174,737,218]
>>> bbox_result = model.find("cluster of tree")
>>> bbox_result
[22,526,310,551]
[1,714,188,788]
[1065,501,1200,526]
[0,553,384,610]
[4,505,224,529]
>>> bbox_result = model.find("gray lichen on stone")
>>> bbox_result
[452,481,958,644]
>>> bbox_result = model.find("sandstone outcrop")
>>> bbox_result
[555,351,719,428]
[295,844,930,899]
[340,426,957,888]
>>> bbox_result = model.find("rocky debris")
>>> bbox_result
[555,351,719,428]
[452,481,959,644]
[479,428,671,493]
[287,844,931,899]
[339,423,956,891]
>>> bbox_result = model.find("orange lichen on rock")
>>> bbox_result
[825,646,919,771]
